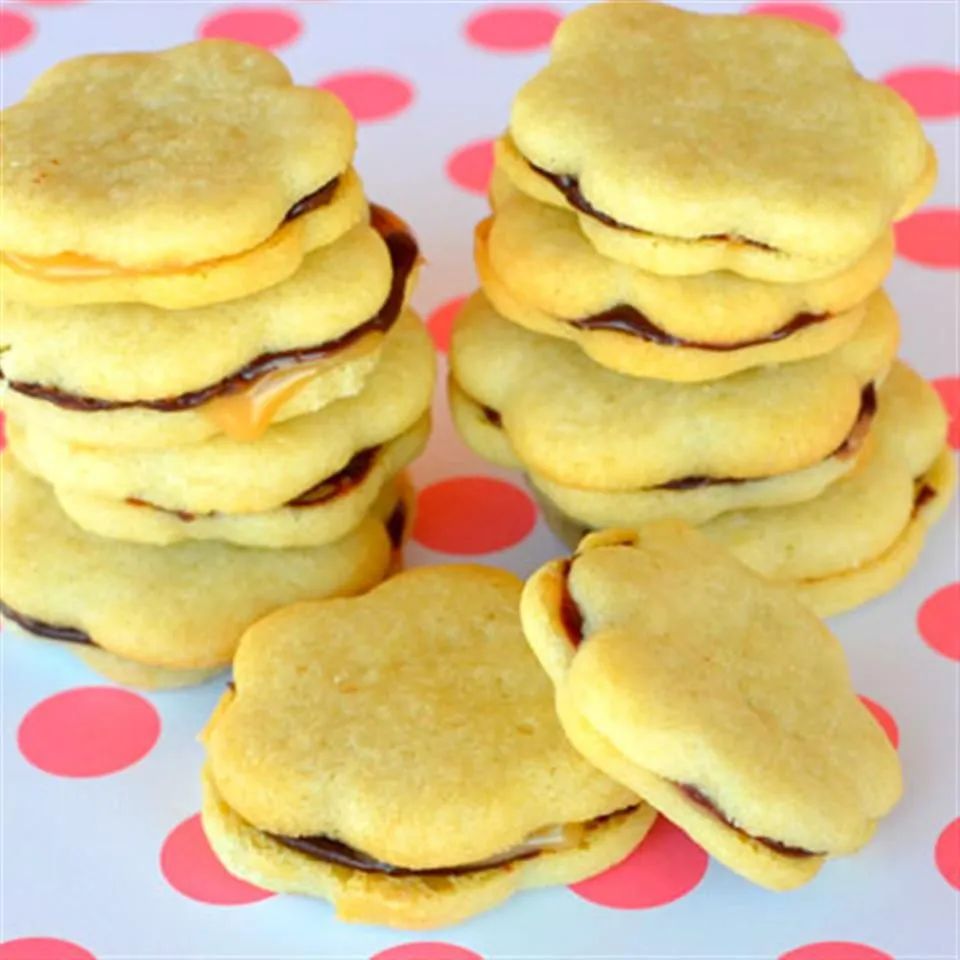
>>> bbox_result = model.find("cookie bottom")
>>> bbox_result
[200,766,655,929]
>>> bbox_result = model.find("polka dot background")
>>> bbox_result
[0,2,956,958]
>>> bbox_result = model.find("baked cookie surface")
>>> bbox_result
[1,41,363,307]
[202,565,651,927]
[6,311,436,513]
[501,3,932,280]
[450,291,897,490]
[2,207,420,447]
[520,522,903,890]
[0,455,393,686]
[478,189,893,381]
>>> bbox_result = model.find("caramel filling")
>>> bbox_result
[266,805,640,878]
[4,204,419,442]
[1,176,340,281]
[526,159,775,251]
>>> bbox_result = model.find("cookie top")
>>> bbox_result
[1,41,355,268]
[449,291,897,490]
[0,455,392,671]
[520,522,902,856]
[508,4,931,267]
[482,189,892,342]
[204,566,635,869]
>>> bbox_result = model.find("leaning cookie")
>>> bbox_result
[520,523,903,890]
[450,290,896,491]
[6,311,436,515]
[52,415,429,548]
[0,455,396,689]
[201,566,653,928]
[1,41,364,308]
[477,193,893,381]
[499,4,933,281]
[2,207,419,448]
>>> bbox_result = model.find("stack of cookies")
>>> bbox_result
[451,2,955,617]
[0,41,435,688]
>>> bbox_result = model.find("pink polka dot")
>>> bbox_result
[932,376,960,449]
[426,295,467,352]
[161,814,274,905]
[18,686,160,778]
[745,2,843,36]
[895,208,960,269]
[884,67,960,120]
[918,583,960,661]
[0,11,35,53]
[0,940,95,960]
[858,695,899,748]
[21,0,84,5]
[199,7,302,50]
[935,818,960,890]
[446,139,494,196]
[570,816,708,909]
[371,946,484,960]
[465,5,561,52]
[317,71,413,123]
[414,476,536,554]
[780,944,892,960]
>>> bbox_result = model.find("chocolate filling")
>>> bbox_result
[281,176,341,224]
[385,499,408,551]
[558,558,585,646]
[678,784,818,858]
[4,204,418,414]
[480,404,503,429]
[912,482,936,517]
[0,600,94,647]
[526,160,775,251]
[267,805,640,878]
[126,444,382,522]
[569,305,829,352]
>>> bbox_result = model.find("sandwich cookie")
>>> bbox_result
[2,208,420,447]
[477,190,893,382]
[532,363,954,617]
[1,41,364,308]
[449,291,896,492]
[0,455,396,689]
[498,4,933,281]
[52,414,430,548]
[201,566,653,928]
[6,311,436,516]
[520,522,903,890]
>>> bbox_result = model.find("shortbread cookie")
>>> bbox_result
[53,414,430,548]
[477,191,893,381]
[449,377,873,527]
[2,208,419,446]
[449,291,896,491]
[532,364,954,617]
[0,455,394,688]
[7,311,436,514]
[520,523,903,890]
[202,566,653,928]
[499,4,933,281]
[1,41,364,308]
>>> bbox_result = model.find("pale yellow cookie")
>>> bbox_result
[6,311,436,514]
[1,208,418,447]
[449,291,897,490]
[0,455,393,685]
[477,190,894,380]
[1,41,363,307]
[52,414,430,548]
[201,565,652,928]
[500,3,932,280]
[520,523,903,890]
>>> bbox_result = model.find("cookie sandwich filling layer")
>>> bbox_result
[3,205,418,441]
